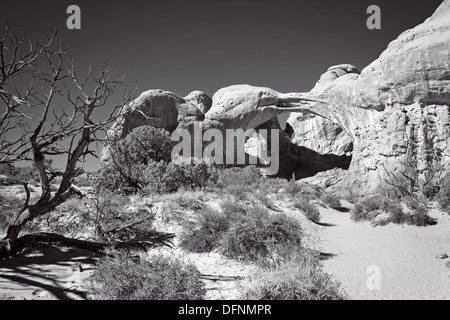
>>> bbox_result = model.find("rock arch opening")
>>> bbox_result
[243,111,354,180]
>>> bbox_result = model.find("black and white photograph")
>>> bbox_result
[0,0,449,304]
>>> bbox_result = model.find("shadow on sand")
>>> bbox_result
[0,244,99,300]
[319,252,338,261]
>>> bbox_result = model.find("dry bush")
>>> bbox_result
[350,195,436,226]
[179,207,230,253]
[89,252,206,300]
[219,206,303,264]
[241,249,346,300]
[436,173,450,215]
[321,193,342,209]
[293,199,321,224]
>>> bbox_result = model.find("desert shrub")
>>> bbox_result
[165,192,204,211]
[293,199,320,223]
[217,166,262,189]
[297,183,323,199]
[113,125,173,164]
[350,196,391,223]
[351,195,436,226]
[403,196,420,210]
[220,200,247,217]
[75,174,97,187]
[251,191,272,207]
[258,177,289,195]
[436,173,450,214]
[403,209,437,226]
[0,194,22,234]
[242,250,346,300]
[97,128,218,194]
[96,125,173,194]
[143,160,218,194]
[285,176,302,197]
[0,163,39,183]
[384,201,405,225]
[321,194,342,209]
[285,179,323,201]
[93,191,157,241]
[180,208,230,253]
[180,201,303,263]
[89,252,206,300]
[162,161,217,192]
[179,200,246,253]
[220,206,303,264]
[33,197,92,237]
[223,184,253,201]
[363,195,388,211]
[350,203,370,222]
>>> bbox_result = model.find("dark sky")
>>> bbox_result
[1,0,445,170]
[2,0,444,95]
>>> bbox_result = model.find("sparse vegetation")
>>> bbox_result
[216,166,262,189]
[436,173,450,215]
[89,252,206,300]
[350,195,436,226]
[241,250,346,300]
[321,193,342,209]
[0,163,39,184]
[293,199,321,223]
[180,207,229,253]
[220,206,303,264]
[97,126,219,195]
[180,200,304,266]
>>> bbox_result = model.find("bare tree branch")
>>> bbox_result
[0,24,137,256]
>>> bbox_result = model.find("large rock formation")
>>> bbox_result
[287,113,353,156]
[103,0,450,196]
[102,89,206,160]
[300,0,450,195]
[116,89,208,136]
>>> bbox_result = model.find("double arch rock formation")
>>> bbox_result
[103,0,450,196]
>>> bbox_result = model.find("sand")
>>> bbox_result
[0,245,97,300]
[1,195,449,300]
[318,201,450,300]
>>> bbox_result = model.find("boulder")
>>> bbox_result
[102,89,204,161]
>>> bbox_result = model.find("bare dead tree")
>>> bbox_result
[381,153,443,199]
[0,22,157,256]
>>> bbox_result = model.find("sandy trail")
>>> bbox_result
[318,201,450,300]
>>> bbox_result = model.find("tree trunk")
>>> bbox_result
[0,204,55,256]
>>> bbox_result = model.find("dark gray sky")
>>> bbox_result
[1,0,444,171]
[2,0,444,95]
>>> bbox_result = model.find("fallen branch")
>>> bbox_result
[199,274,244,281]
[4,232,175,256]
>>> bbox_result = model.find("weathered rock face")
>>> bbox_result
[287,113,353,156]
[204,84,334,131]
[104,0,450,195]
[102,89,206,161]
[304,0,450,195]
[184,91,212,115]
[107,89,205,141]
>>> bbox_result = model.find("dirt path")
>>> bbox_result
[318,201,450,300]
